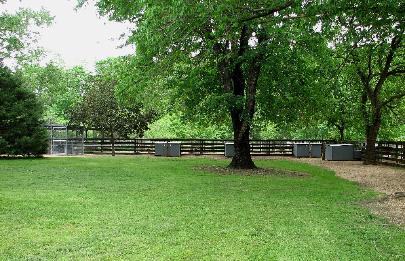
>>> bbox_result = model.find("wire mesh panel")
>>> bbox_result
[51,139,67,155]
[47,125,84,156]
[67,138,85,155]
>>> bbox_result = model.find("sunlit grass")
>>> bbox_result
[0,156,403,260]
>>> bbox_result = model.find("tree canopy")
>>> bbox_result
[75,0,403,166]
[3,0,402,163]
[18,63,91,123]
[0,3,52,66]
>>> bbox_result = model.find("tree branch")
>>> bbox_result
[354,63,374,101]
[349,42,374,101]
[374,35,402,97]
[367,46,373,81]
[387,68,405,76]
[242,0,295,22]
[381,92,405,108]
[238,24,250,56]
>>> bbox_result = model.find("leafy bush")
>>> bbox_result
[0,66,48,157]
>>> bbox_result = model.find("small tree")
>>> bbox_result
[0,66,48,156]
[331,1,405,164]
[69,77,155,156]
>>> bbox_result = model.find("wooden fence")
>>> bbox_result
[82,138,405,167]
[84,138,331,156]
[84,138,333,156]
[376,141,405,166]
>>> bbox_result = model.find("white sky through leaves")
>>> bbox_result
[2,0,134,70]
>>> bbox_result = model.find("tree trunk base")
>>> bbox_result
[363,159,377,165]
[228,155,257,169]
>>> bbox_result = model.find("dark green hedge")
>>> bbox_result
[0,66,48,157]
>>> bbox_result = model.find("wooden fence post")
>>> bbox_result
[200,140,203,155]
[101,135,104,154]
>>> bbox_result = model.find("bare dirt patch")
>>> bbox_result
[196,165,309,177]
[294,159,405,195]
[363,196,405,227]
[268,157,405,227]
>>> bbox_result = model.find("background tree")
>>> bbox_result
[68,77,155,156]
[18,63,91,123]
[312,49,363,142]
[0,4,52,66]
[0,66,48,156]
[145,113,232,139]
[329,1,405,164]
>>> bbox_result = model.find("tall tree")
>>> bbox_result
[86,0,331,168]
[18,63,91,123]
[330,1,405,164]
[320,61,363,142]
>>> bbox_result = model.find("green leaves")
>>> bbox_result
[0,66,48,156]
[18,63,91,124]
[0,7,52,65]
[68,73,156,138]
[83,0,404,142]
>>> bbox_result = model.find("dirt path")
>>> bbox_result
[271,157,405,227]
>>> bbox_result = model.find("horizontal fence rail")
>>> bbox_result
[41,135,405,167]
[83,138,333,156]
[376,141,405,166]
[80,138,405,167]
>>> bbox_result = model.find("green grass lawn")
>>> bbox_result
[0,156,404,260]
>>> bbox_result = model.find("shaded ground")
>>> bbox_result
[266,157,405,227]
[196,165,309,177]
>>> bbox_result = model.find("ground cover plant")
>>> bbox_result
[0,156,404,259]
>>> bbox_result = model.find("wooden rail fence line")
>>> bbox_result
[83,138,332,156]
[81,138,404,166]
[376,141,405,166]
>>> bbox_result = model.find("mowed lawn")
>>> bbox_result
[0,156,404,260]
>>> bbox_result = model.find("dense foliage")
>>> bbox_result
[0,3,52,66]
[0,66,48,156]
[68,75,156,155]
[18,63,91,123]
[80,0,324,168]
[81,0,404,166]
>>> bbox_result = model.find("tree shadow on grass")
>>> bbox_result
[195,165,310,177]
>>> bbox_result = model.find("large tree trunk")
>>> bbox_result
[229,138,255,168]
[228,49,257,169]
[364,128,377,164]
[363,113,381,164]
[214,24,263,169]
[229,111,256,169]
[335,123,345,142]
